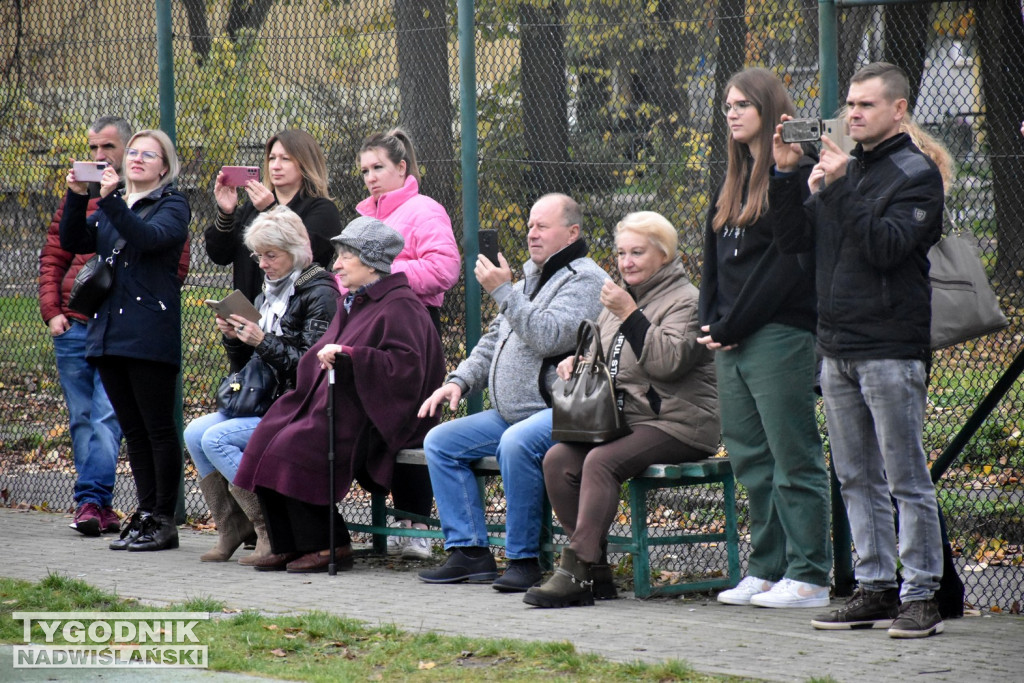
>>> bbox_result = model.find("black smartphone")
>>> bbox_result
[478,229,500,265]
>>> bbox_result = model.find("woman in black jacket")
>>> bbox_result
[697,68,832,609]
[205,129,341,302]
[60,129,191,553]
[185,206,339,563]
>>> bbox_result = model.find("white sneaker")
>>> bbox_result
[717,576,775,605]
[750,578,830,608]
[387,521,411,556]
[402,535,433,561]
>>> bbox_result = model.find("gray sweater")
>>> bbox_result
[448,240,608,424]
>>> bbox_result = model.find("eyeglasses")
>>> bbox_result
[720,100,755,115]
[126,148,164,162]
[250,251,283,264]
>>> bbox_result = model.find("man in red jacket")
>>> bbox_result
[38,116,132,536]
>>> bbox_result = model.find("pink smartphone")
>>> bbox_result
[221,166,260,187]
[72,161,109,183]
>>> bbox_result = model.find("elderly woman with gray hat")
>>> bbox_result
[232,216,446,573]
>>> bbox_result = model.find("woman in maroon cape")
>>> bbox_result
[233,216,446,573]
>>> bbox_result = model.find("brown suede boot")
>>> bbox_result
[522,548,595,608]
[229,484,273,566]
[197,472,255,562]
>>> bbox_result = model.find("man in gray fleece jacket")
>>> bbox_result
[417,193,608,592]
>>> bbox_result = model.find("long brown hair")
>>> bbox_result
[263,129,331,199]
[358,128,420,183]
[713,68,795,231]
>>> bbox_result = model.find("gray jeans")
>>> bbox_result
[821,357,943,602]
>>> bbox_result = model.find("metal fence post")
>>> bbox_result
[818,0,854,596]
[458,0,483,415]
[156,0,187,524]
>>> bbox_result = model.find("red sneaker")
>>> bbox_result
[99,506,122,534]
[71,503,102,537]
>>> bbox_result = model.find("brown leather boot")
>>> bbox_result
[228,484,273,566]
[197,473,255,562]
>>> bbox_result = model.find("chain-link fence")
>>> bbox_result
[1,1,1021,611]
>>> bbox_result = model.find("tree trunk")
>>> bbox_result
[837,6,871,101]
[395,0,457,216]
[883,4,929,110]
[519,2,570,199]
[712,0,746,191]
[226,0,275,40]
[976,0,1024,283]
[181,0,211,64]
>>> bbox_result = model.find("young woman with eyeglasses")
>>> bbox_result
[696,68,833,608]
[59,129,191,552]
[206,129,342,302]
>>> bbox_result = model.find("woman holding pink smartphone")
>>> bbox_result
[205,129,341,302]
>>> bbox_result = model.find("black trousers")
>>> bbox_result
[391,462,434,520]
[94,356,181,517]
[259,487,352,554]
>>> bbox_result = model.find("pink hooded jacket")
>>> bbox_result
[353,176,460,308]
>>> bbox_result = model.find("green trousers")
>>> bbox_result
[715,324,832,586]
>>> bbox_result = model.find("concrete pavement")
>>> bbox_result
[1,508,1021,682]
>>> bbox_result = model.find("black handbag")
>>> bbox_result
[67,237,126,316]
[216,355,279,418]
[550,320,632,444]
[929,218,1008,350]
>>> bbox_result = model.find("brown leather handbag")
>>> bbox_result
[550,320,632,444]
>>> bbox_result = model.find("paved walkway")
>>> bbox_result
[1,508,1021,682]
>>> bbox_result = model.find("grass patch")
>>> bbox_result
[0,574,745,682]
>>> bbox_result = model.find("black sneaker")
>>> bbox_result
[492,558,543,593]
[811,586,899,630]
[888,598,944,639]
[418,548,497,584]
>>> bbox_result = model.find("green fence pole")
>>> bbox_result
[458,0,483,415]
[818,0,853,596]
[156,0,176,144]
[818,0,839,119]
[156,0,186,524]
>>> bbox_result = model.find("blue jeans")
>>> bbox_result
[424,408,553,559]
[821,357,943,602]
[52,321,121,507]
[183,411,261,482]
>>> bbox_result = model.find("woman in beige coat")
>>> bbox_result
[525,211,720,608]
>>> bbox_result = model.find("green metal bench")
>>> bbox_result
[346,449,740,598]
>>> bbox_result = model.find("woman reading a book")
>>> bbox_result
[184,206,338,564]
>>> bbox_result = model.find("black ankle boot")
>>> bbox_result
[591,562,618,600]
[127,514,179,552]
[109,511,149,550]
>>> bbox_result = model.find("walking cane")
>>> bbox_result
[327,354,338,576]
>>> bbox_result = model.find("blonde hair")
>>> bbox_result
[124,129,179,195]
[244,206,313,270]
[615,211,678,260]
[901,118,954,194]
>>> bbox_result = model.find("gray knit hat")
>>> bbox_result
[330,216,405,274]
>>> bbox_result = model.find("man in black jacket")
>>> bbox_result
[770,63,945,639]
